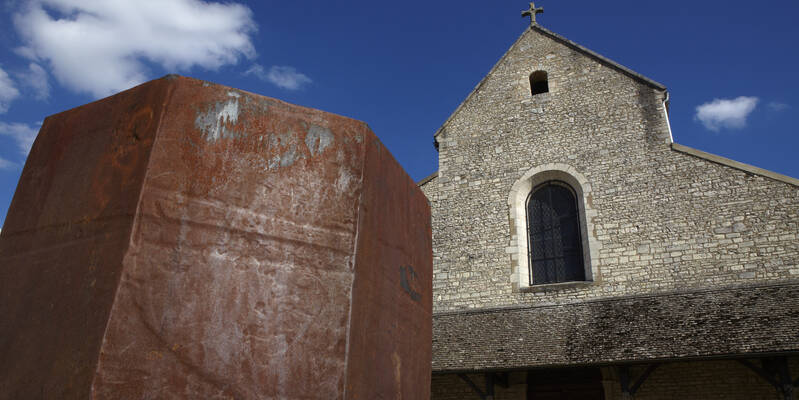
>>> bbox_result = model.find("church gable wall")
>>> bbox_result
[425,28,799,312]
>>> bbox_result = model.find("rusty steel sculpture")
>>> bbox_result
[0,75,432,399]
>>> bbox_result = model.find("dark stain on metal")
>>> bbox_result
[400,265,422,302]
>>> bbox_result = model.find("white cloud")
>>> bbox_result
[17,63,50,100]
[767,102,790,112]
[13,0,257,97]
[0,67,21,113]
[0,121,40,155]
[0,157,16,170]
[246,64,312,90]
[694,96,759,132]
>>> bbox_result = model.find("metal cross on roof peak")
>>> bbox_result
[521,2,544,26]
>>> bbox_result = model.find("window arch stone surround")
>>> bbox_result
[507,163,601,291]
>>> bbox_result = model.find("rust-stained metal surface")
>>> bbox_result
[0,75,432,399]
[0,79,169,399]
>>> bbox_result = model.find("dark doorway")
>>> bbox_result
[527,367,604,400]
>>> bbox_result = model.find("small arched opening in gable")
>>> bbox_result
[529,70,549,96]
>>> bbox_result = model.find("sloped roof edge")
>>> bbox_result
[417,171,438,186]
[432,29,529,139]
[433,24,667,139]
[672,143,799,187]
[532,25,666,91]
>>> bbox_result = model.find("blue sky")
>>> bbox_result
[1,0,797,229]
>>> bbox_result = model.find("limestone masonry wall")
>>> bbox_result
[420,27,799,312]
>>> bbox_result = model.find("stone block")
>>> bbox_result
[0,75,432,399]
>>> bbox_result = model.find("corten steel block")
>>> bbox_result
[0,75,432,399]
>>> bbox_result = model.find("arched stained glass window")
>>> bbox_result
[526,181,585,285]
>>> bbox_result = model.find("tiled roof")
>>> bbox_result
[432,284,799,372]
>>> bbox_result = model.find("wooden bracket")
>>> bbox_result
[738,357,795,400]
[458,372,505,400]
[618,364,659,397]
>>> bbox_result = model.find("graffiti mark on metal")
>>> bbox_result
[400,265,422,302]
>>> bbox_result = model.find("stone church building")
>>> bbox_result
[419,13,799,400]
